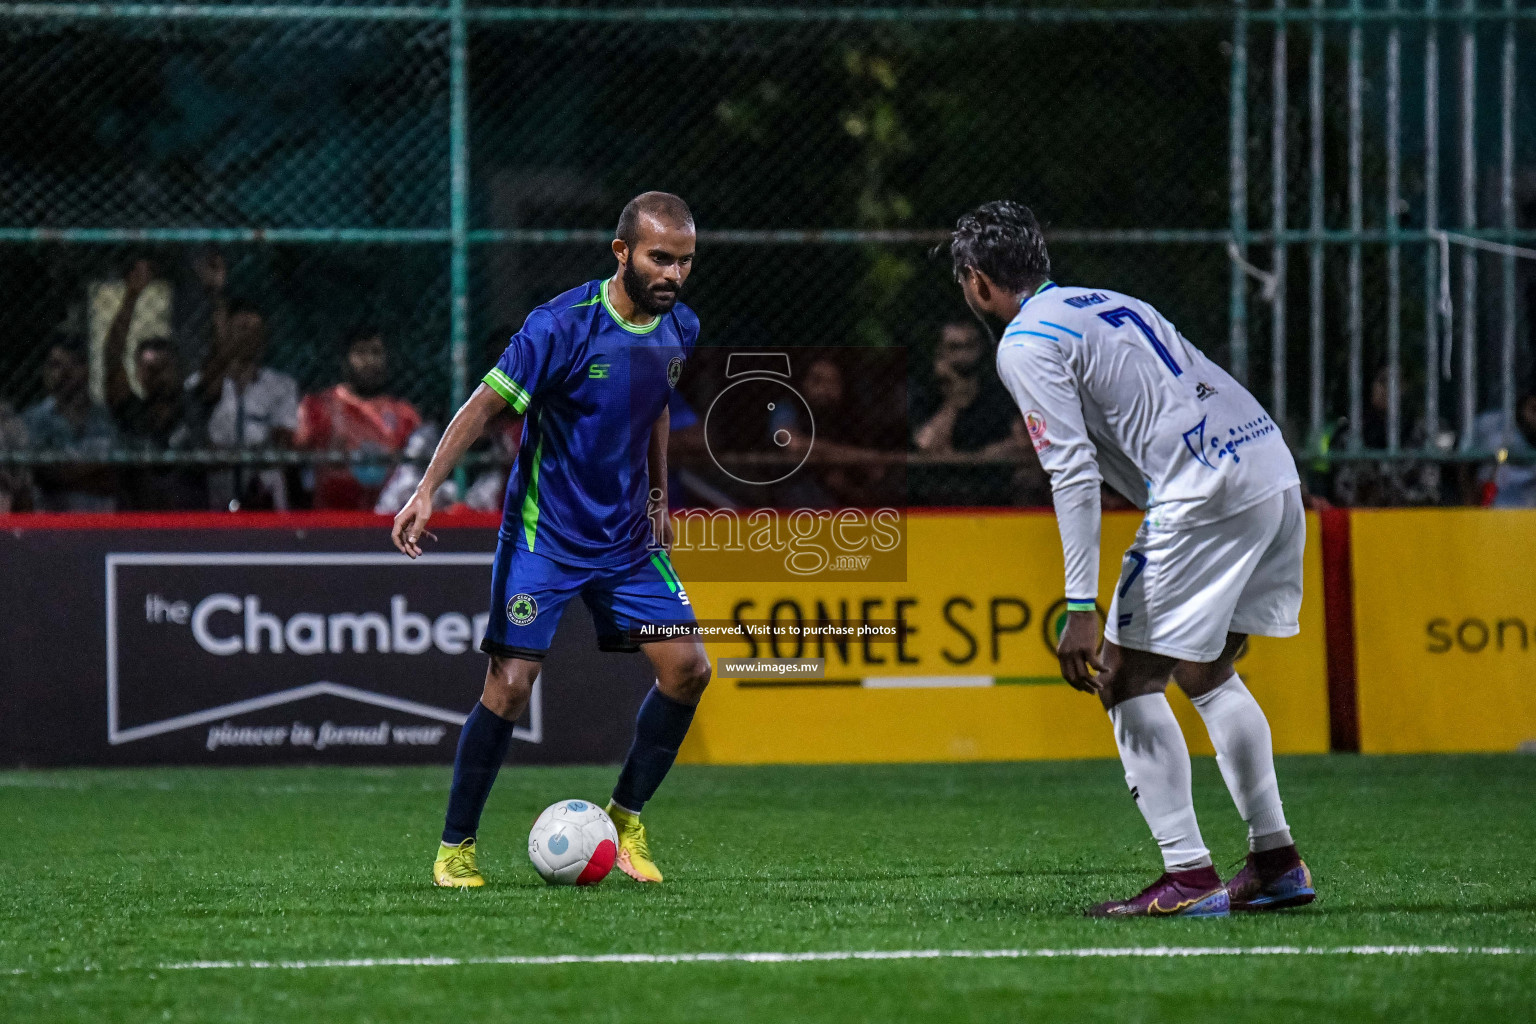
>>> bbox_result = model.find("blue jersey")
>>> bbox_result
[481,280,698,569]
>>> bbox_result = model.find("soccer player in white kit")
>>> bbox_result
[949,201,1316,917]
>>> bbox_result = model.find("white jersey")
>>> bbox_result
[995,282,1300,603]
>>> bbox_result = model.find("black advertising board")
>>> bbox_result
[0,514,655,766]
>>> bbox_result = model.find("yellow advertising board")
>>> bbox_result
[1352,509,1536,753]
[673,510,1329,764]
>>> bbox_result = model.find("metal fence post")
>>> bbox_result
[1386,0,1403,452]
[1346,0,1364,453]
[1457,0,1478,451]
[1230,0,1251,384]
[1424,0,1442,448]
[1271,0,1288,425]
[1499,0,1517,438]
[1308,0,1326,448]
[449,0,470,493]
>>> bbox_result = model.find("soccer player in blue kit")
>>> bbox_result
[392,192,709,887]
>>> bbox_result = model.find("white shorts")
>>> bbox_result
[1103,486,1305,663]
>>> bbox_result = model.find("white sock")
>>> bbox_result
[1109,693,1211,871]
[1189,674,1293,852]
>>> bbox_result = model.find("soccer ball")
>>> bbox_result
[527,799,619,885]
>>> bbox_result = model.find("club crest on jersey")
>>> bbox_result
[1024,410,1051,452]
[506,593,538,626]
[667,356,683,389]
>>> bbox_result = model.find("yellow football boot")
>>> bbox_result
[607,802,663,883]
[433,838,485,888]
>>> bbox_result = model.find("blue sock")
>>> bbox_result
[611,686,697,814]
[442,702,516,845]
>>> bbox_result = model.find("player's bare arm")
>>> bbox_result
[391,383,522,558]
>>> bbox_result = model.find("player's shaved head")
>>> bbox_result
[613,192,695,317]
[949,200,1051,294]
[617,192,694,247]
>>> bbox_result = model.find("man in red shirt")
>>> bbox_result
[297,329,422,510]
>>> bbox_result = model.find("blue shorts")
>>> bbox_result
[480,542,695,661]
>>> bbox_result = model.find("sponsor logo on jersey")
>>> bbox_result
[1182,416,1217,469]
[588,361,611,380]
[1195,381,1218,401]
[1024,410,1051,452]
[1064,292,1108,308]
[507,593,538,626]
[667,355,683,389]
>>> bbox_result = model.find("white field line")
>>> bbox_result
[5,946,1529,976]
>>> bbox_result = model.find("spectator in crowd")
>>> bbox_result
[188,299,298,510]
[22,333,120,511]
[104,259,205,510]
[911,320,1016,453]
[1469,378,1536,507]
[0,399,32,513]
[772,356,899,508]
[173,249,231,371]
[375,326,519,515]
[1332,364,1450,507]
[296,327,422,510]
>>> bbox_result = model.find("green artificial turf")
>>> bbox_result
[2,755,1533,1022]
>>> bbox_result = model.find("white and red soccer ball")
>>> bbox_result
[527,799,618,885]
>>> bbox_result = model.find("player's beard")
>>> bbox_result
[622,259,678,316]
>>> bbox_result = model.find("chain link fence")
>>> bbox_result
[0,2,1530,512]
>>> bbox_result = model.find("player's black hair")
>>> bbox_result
[948,200,1051,294]
[616,192,694,248]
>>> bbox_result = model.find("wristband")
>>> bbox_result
[1065,599,1097,613]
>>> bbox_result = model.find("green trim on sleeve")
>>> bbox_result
[482,368,531,414]
[1065,600,1098,613]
